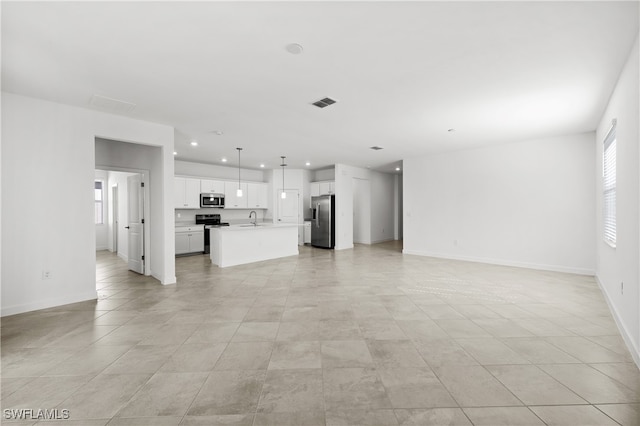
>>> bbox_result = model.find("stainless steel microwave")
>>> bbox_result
[200,193,224,208]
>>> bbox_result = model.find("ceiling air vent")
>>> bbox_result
[312,97,337,108]
[370,146,384,151]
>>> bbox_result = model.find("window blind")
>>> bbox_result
[603,123,616,246]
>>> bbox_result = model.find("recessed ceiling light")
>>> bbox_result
[305,162,311,166]
[285,43,304,55]
[212,130,224,136]
[395,167,401,171]
[173,151,177,156]
[221,158,227,162]
[190,141,198,146]
[448,128,456,133]
[260,164,265,168]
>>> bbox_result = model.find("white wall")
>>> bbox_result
[1,92,175,316]
[595,34,640,364]
[334,164,397,250]
[175,160,265,182]
[95,170,109,250]
[313,167,335,181]
[403,133,596,275]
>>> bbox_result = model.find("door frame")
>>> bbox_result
[112,184,118,253]
[96,166,151,277]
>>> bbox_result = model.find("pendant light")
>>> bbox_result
[236,148,243,197]
[280,156,287,199]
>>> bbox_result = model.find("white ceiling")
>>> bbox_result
[2,2,638,173]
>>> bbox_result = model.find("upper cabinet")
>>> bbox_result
[309,181,334,208]
[175,177,200,209]
[224,182,248,209]
[247,182,268,209]
[201,179,226,194]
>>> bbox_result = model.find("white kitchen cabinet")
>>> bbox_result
[309,181,334,208]
[224,182,248,209]
[200,179,226,194]
[175,225,204,255]
[174,177,201,209]
[247,182,268,209]
[309,182,320,208]
[319,181,335,195]
[304,221,311,244]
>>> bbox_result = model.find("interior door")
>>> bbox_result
[127,174,144,274]
[112,185,118,252]
[278,189,299,223]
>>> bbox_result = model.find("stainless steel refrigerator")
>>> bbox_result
[311,195,335,249]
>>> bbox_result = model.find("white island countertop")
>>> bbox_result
[209,223,299,267]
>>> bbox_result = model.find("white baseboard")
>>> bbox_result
[371,238,394,244]
[1,290,98,317]
[117,252,128,262]
[96,245,109,251]
[401,249,595,276]
[595,275,640,368]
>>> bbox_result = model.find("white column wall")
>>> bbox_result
[1,92,175,316]
[595,34,640,364]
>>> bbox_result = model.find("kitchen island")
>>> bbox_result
[209,223,299,267]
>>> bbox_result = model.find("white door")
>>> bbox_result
[278,189,299,224]
[127,174,144,274]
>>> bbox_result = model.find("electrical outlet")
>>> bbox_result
[42,270,52,280]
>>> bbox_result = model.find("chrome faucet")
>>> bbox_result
[249,211,257,226]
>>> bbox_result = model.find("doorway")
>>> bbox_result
[95,168,148,284]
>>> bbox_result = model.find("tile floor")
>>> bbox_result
[1,242,639,425]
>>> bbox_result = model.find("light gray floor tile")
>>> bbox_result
[463,407,545,425]
[455,338,530,365]
[433,365,522,407]
[378,368,458,408]
[214,341,273,370]
[367,340,427,368]
[257,369,324,413]
[179,414,254,425]
[253,411,325,426]
[595,403,640,426]
[102,345,179,374]
[58,374,151,419]
[187,370,265,415]
[530,405,619,425]
[501,338,581,364]
[486,365,586,405]
[3,245,635,426]
[321,340,374,368]
[231,322,280,342]
[326,409,398,425]
[539,364,639,403]
[269,341,322,370]
[394,408,471,425]
[116,372,207,417]
[413,338,479,367]
[323,368,392,410]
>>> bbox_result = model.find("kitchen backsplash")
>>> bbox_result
[175,208,267,225]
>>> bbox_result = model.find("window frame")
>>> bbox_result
[95,179,105,225]
[602,120,617,248]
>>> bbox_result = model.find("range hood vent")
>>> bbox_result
[312,97,337,108]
